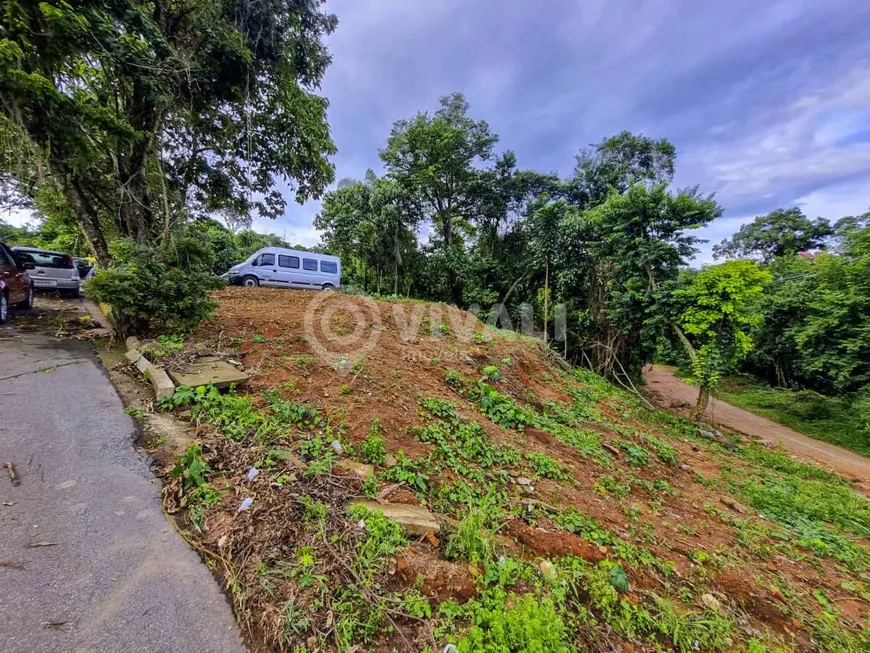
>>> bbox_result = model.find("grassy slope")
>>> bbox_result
[715,377,870,457]
[149,288,870,652]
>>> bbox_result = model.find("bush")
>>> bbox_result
[86,238,224,336]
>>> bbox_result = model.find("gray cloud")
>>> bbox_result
[266,0,870,252]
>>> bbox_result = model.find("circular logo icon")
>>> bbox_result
[302,292,382,374]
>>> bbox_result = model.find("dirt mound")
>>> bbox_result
[151,287,869,652]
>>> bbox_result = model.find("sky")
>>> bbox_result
[6,0,870,263]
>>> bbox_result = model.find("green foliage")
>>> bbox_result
[1,0,337,264]
[619,441,650,467]
[141,334,184,358]
[360,434,387,465]
[160,384,321,444]
[380,453,430,492]
[456,591,573,653]
[525,452,570,480]
[86,239,223,336]
[446,505,496,565]
[171,444,211,489]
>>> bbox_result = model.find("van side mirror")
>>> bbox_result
[250,258,259,266]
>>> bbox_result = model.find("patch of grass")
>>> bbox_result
[455,591,572,653]
[619,441,651,467]
[360,434,387,465]
[725,461,870,568]
[446,505,497,565]
[525,451,570,480]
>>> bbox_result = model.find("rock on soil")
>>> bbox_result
[333,459,375,480]
[720,496,749,514]
[351,500,440,536]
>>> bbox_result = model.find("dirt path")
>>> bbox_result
[644,365,870,484]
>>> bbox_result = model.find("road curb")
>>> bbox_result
[125,337,175,401]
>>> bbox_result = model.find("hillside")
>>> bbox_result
[150,287,870,652]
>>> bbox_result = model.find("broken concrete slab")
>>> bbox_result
[125,345,175,401]
[350,500,440,536]
[168,358,248,390]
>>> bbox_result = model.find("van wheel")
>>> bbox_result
[242,275,259,287]
[322,283,335,292]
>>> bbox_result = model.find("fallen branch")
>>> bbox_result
[0,561,27,570]
[4,462,20,486]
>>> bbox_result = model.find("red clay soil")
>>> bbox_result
[644,364,870,484]
[395,548,477,602]
[502,519,606,562]
[180,288,868,648]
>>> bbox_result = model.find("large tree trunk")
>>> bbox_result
[60,170,111,265]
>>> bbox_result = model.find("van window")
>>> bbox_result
[302,258,317,271]
[320,260,338,274]
[259,253,275,266]
[278,255,299,269]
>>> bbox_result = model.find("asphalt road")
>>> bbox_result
[0,299,244,652]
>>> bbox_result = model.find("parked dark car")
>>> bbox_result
[0,242,34,324]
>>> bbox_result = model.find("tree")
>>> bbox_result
[527,199,570,344]
[380,93,497,304]
[315,173,419,294]
[557,183,721,379]
[672,260,772,419]
[0,0,337,264]
[712,208,832,262]
[564,132,676,209]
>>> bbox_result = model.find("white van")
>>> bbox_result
[226,247,341,291]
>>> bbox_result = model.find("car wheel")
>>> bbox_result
[17,284,33,310]
[241,275,259,287]
[0,292,8,325]
[322,283,335,292]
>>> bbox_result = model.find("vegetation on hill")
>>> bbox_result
[146,288,869,652]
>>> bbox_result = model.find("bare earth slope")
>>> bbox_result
[148,288,870,652]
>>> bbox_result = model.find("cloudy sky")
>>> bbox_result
[6,0,870,262]
[258,0,870,262]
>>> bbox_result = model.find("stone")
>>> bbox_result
[538,560,557,581]
[351,500,440,536]
[700,593,721,612]
[168,358,248,389]
[334,459,375,481]
[720,496,748,514]
[516,477,533,486]
[383,454,398,468]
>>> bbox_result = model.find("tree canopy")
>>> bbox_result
[712,208,832,262]
[0,0,338,263]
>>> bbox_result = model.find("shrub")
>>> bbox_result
[86,238,224,336]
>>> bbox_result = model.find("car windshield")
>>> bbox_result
[18,249,74,269]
